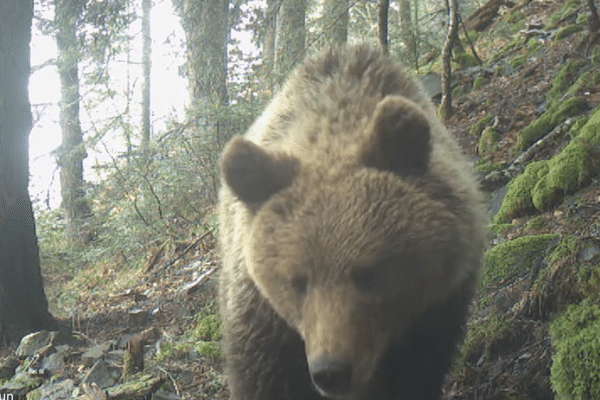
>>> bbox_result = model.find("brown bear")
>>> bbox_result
[218,44,487,400]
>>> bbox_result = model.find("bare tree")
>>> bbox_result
[378,0,390,54]
[55,0,91,246]
[141,0,151,144]
[0,0,56,345]
[441,0,459,118]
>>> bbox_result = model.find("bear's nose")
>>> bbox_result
[309,357,352,397]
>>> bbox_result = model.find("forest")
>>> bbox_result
[1,0,600,399]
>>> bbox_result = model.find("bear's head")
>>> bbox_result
[220,96,465,399]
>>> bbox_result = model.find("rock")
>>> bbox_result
[578,243,600,262]
[28,379,75,400]
[15,331,57,358]
[81,359,120,389]
[81,343,111,367]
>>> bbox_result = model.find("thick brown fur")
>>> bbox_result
[218,44,487,400]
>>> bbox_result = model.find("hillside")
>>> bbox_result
[1,0,600,399]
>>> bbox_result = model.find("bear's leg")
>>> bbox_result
[224,290,325,400]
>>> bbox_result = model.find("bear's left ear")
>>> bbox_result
[362,96,431,176]
[220,137,300,206]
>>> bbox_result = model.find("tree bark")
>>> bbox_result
[441,0,459,119]
[175,0,229,107]
[275,0,306,85]
[323,0,348,45]
[378,0,390,54]
[0,0,55,345]
[141,0,152,144]
[56,0,91,246]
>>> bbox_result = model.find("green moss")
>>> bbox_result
[550,299,600,400]
[547,60,586,102]
[475,160,504,173]
[481,234,559,287]
[531,109,600,210]
[516,97,585,150]
[453,51,479,68]
[526,39,542,53]
[470,114,493,136]
[156,342,192,362]
[547,0,579,29]
[195,341,223,363]
[526,215,546,230]
[489,223,514,235]
[579,263,600,301]
[554,24,584,41]
[461,314,511,363]
[473,76,487,90]
[493,161,548,223]
[509,54,527,69]
[478,126,499,156]
[591,46,600,64]
[452,85,465,98]
[194,313,221,341]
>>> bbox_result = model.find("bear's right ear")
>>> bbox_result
[362,96,431,176]
[220,137,300,206]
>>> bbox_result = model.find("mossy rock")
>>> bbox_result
[478,126,499,156]
[480,234,559,287]
[493,160,549,223]
[550,299,600,400]
[531,108,600,210]
[497,108,600,221]
[516,96,585,150]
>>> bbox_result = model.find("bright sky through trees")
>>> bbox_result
[28,0,187,209]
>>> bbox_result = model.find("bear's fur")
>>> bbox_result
[218,44,487,400]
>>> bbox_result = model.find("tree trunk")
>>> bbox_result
[175,0,229,107]
[378,0,390,54]
[261,0,279,95]
[0,0,55,346]
[275,0,306,85]
[55,0,91,246]
[441,0,459,119]
[399,0,417,68]
[141,0,151,144]
[323,0,348,45]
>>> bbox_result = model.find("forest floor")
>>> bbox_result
[2,0,600,399]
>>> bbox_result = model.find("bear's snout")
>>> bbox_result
[309,356,353,398]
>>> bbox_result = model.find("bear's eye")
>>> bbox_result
[351,267,385,292]
[291,276,308,295]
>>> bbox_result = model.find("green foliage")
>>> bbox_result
[550,299,600,400]
[481,234,559,287]
[461,313,511,363]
